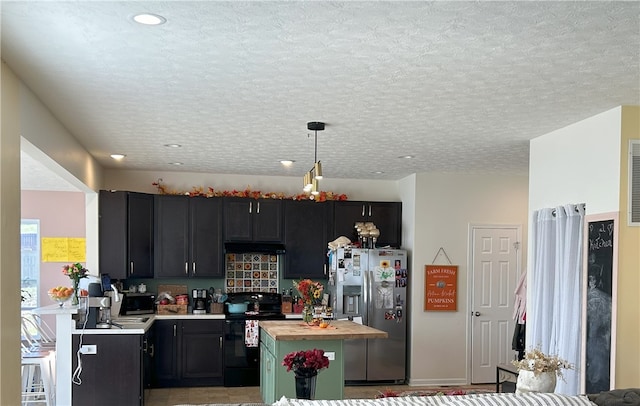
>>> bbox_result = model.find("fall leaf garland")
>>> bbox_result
[152,180,347,202]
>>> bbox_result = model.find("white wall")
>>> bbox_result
[20,85,103,193]
[528,107,622,214]
[527,106,626,389]
[18,79,102,275]
[409,172,529,386]
[103,168,402,202]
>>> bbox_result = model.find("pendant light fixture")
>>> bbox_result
[303,121,325,195]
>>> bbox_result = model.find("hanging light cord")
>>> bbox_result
[314,129,318,163]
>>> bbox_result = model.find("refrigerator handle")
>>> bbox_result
[362,270,368,325]
[364,270,372,325]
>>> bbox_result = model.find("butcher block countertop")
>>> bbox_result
[259,320,388,341]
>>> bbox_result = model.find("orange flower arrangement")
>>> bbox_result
[293,279,324,306]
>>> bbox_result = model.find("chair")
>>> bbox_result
[21,314,56,405]
[21,314,56,351]
[21,342,55,405]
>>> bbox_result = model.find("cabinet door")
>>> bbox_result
[260,340,276,403]
[223,198,253,241]
[154,195,190,277]
[283,200,330,279]
[72,334,142,405]
[333,201,402,248]
[190,197,223,277]
[181,320,224,384]
[128,192,154,277]
[99,190,128,279]
[153,320,179,386]
[223,198,283,242]
[253,199,283,242]
[368,202,402,247]
[143,329,154,390]
[332,201,369,243]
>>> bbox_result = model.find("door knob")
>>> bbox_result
[474,311,481,317]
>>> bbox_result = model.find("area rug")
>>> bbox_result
[174,403,268,406]
[375,388,494,398]
[173,390,496,406]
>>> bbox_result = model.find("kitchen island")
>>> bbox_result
[259,320,387,403]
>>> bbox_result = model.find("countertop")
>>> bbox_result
[259,320,388,341]
[69,312,303,334]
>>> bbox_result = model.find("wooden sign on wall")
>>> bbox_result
[424,265,458,311]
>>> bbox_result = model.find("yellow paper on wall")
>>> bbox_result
[41,237,86,262]
[67,238,86,262]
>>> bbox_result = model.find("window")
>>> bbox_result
[21,219,40,310]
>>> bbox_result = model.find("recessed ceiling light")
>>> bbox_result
[164,143,182,148]
[399,155,415,159]
[373,171,384,174]
[280,160,295,167]
[110,154,126,160]
[169,162,183,166]
[133,13,166,26]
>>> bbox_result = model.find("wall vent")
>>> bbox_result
[630,140,640,226]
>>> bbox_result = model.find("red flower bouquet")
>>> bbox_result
[282,348,330,376]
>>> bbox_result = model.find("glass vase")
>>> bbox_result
[294,369,318,399]
[72,279,79,306]
[302,304,314,324]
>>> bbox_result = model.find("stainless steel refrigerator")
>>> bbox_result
[328,248,407,383]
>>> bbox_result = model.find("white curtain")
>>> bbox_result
[530,203,585,395]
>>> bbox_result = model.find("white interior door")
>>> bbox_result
[470,226,520,383]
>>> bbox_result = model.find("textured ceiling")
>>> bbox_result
[3,1,639,190]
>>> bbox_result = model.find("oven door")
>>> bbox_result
[224,319,260,368]
[224,319,261,386]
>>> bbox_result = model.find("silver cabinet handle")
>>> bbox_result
[249,201,252,214]
[130,261,134,275]
[185,262,188,275]
[219,336,223,349]
[368,204,372,217]
[361,204,366,216]
[257,201,260,214]
[173,324,177,337]
[192,262,196,275]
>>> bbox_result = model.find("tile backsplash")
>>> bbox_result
[225,253,279,293]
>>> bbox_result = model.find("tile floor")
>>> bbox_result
[144,383,496,406]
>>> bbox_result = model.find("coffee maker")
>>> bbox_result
[192,289,208,314]
[77,295,112,328]
[78,282,118,328]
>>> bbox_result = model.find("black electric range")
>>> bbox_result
[223,292,286,387]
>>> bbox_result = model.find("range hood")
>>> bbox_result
[224,242,286,254]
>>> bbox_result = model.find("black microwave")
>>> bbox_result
[120,293,156,315]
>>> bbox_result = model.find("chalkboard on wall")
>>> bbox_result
[582,212,618,394]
